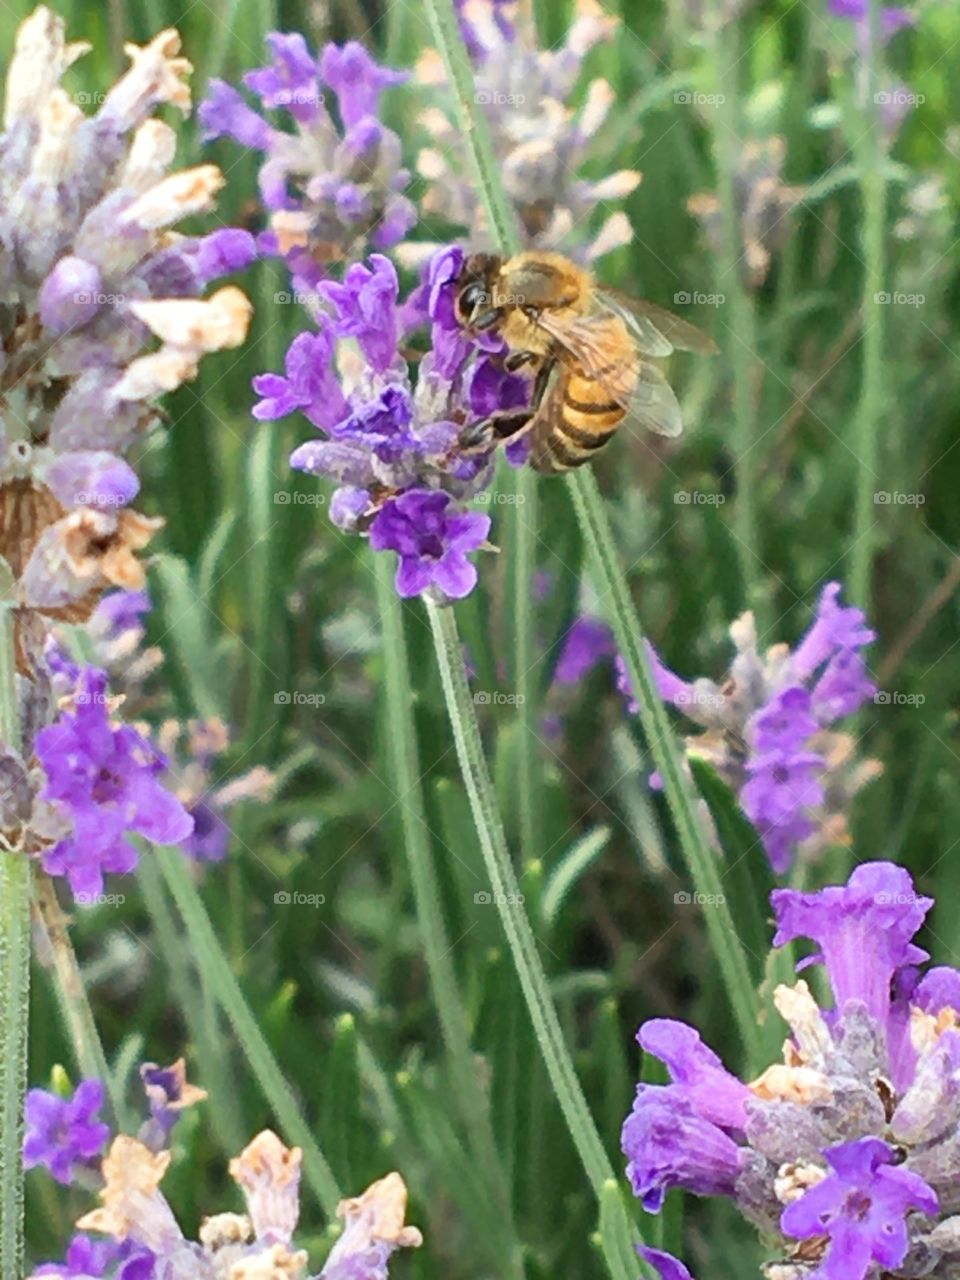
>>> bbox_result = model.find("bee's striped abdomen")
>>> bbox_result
[542,371,625,470]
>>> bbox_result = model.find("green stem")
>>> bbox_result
[567,470,762,1065]
[849,1,886,610]
[713,20,762,616]
[33,874,124,1127]
[137,857,246,1153]
[156,848,341,1213]
[426,600,639,1277]
[0,600,28,1277]
[422,0,543,865]
[376,562,524,1280]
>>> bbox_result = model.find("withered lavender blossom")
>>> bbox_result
[0,7,252,672]
[36,1122,423,1279]
[623,861,960,1280]
[687,137,803,290]
[407,0,641,264]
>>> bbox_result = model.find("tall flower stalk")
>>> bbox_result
[0,586,28,1273]
[849,0,888,611]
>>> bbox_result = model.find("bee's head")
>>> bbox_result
[454,253,504,332]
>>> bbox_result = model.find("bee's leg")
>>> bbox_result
[503,349,538,373]
[459,409,533,452]
[459,359,554,451]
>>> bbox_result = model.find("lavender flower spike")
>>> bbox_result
[623,860,960,1280]
[0,8,252,651]
[409,0,640,264]
[201,33,414,296]
[619,581,881,873]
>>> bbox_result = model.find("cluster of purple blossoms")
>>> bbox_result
[255,245,529,599]
[619,581,881,873]
[30,665,194,899]
[200,33,415,299]
[408,0,640,266]
[623,860,960,1280]
[0,7,252,662]
[24,1079,109,1186]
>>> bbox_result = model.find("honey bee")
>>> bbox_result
[453,251,718,473]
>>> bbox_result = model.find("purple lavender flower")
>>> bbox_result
[35,667,194,899]
[623,860,960,1280]
[554,617,616,685]
[781,1137,937,1278]
[32,1236,154,1280]
[369,491,490,599]
[138,1059,206,1152]
[620,582,880,873]
[200,33,414,293]
[829,0,914,40]
[24,1081,110,1185]
[639,1248,694,1280]
[0,9,251,652]
[258,244,528,599]
[409,0,641,264]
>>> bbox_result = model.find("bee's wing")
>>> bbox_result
[534,309,684,439]
[597,289,720,356]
